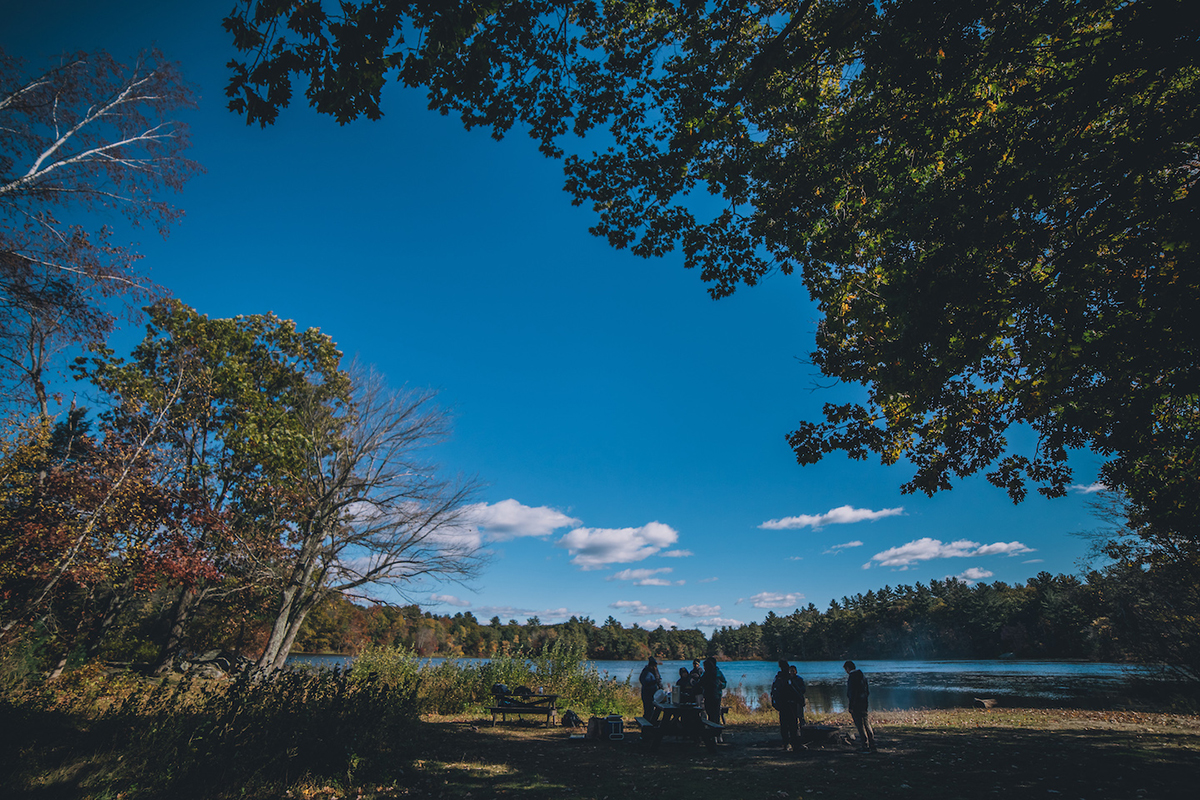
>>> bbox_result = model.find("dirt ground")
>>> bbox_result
[369,709,1200,800]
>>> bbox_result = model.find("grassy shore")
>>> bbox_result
[4,689,1199,800]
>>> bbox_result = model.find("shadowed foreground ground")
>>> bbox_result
[4,707,1198,799]
[358,709,1199,800]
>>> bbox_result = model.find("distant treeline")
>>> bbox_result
[710,572,1116,661]
[295,571,1124,663]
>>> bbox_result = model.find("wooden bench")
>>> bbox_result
[489,693,558,727]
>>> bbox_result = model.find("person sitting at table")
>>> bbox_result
[676,667,694,701]
[639,656,662,721]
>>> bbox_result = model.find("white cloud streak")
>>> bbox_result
[610,602,724,620]
[429,593,471,607]
[677,604,722,617]
[473,605,574,622]
[695,617,745,628]
[607,567,679,586]
[868,537,1034,568]
[610,600,669,616]
[824,540,864,554]
[749,591,806,609]
[760,505,905,530]
[1070,482,1108,494]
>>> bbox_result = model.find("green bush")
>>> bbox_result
[345,642,641,717]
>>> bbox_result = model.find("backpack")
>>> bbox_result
[716,668,727,691]
[769,674,782,709]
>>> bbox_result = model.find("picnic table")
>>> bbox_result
[635,702,724,751]
[488,692,559,726]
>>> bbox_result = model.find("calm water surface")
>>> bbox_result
[287,654,1158,711]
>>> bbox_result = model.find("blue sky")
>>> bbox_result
[4,1,1109,632]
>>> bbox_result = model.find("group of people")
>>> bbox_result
[771,659,876,753]
[639,656,876,753]
[638,655,726,726]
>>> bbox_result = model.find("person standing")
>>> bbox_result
[698,656,726,727]
[771,660,806,751]
[843,660,875,752]
[789,664,807,737]
[639,657,662,721]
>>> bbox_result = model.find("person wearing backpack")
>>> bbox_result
[843,660,876,752]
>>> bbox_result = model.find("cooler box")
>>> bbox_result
[604,715,624,740]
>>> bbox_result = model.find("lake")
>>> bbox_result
[286,654,1162,711]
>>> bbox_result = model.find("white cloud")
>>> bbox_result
[787,556,803,561]
[610,600,668,616]
[661,549,694,558]
[642,617,679,629]
[462,499,580,541]
[953,567,995,583]
[429,593,471,607]
[824,540,864,554]
[749,591,805,609]
[611,602,722,622]
[1023,558,1044,564]
[695,617,745,628]
[474,605,573,622]
[869,537,1035,568]
[556,521,680,570]
[760,505,905,530]
[974,541,1036,557]
[607,567,682,585]
[677,604,722,617]
[699,577,719,583]
[1070,482,1107,494]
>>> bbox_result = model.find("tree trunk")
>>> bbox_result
[256,584,301,670]
[153,586,203,676]
[269,595,318,672]
[85,590,130,660]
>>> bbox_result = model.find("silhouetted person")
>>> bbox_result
[639,657,662,721]
[698,656,726,727]
[844,660,875,752]
[789,663,807,737]
[689,658,702,684]
[676,666,694,700]
[771,660,806,751]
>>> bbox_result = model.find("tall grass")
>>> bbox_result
[348,640,640,717]
[0,663,418,798]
